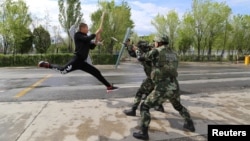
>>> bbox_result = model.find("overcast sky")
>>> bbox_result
[24,0,250,36]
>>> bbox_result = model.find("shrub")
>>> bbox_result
[91,54,118,65]
[0,53,118,67]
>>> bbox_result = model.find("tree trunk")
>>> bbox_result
[220,49,224,58]
[207,33,214,61]
[3,37,8,54]
[67,31,73,52]
[197,35,202,61]
[197,47,200,61]
[207,39,213,61]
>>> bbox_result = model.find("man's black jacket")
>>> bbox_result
[74,31,96,60]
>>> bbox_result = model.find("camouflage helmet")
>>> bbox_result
[153,34,169,44]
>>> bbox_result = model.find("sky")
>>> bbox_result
[24,0,250,36]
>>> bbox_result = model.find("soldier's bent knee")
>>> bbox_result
[140,102,150,112]
[173,103,183,111]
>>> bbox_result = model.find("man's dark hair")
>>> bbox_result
[79,23,87,31]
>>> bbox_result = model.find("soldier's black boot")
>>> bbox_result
[123,105,137,116]
[133,126,149,140]
[154,104,165,113]
[183,119,195,132]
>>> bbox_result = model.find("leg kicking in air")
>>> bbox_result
[38,21,118,92]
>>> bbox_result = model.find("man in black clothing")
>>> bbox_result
[38,23,118,92]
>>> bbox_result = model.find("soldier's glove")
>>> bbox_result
[170,77,174,82]
[137,56,146,62]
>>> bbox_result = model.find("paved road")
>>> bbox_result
[0,62,250,141]
[0,62,249,102]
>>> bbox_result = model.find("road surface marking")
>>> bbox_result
[14,74,52,98]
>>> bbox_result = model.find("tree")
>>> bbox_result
[176,13,194,55]
[229,15,250,57]
[51,25,63,53]
[151,10,180,49]
[129,32,140,45]
[18,28,33,54]
[0,0,9,54]
[151,14,167,36]
[58,0,83,52]
[242,15,250,54]
[90,0,134,54]
[165,10,179,49]
[33,25,51,54]
[44,9,51,31]
[183,0,231,60]
[213,18,233,58]
[204,2,231,60]
[191,0,210,60]
[0,0,32,54]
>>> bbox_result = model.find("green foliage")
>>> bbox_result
[59,44,70,53]
[126,32,155,46]
[129,32,140,44]
[18,28,33,54]
[0,0,32,54]
[58,0,83,52]
[33,26,51,54]
[0,54,72,66]
[1,0,249,63]
[90,0,134,54]
[91,53,118,65]
[47,42,68,54]
[176,14,194,55]
[151,10,180,49]
[178,55,228,62]
[140,34,155,44]
[181,0,232,59]
[229,15,250,55]
[0,53,117,67]
[151,0,243,61]
[151,14,167,36]
[0,54,12,66]
[165,10,180,49]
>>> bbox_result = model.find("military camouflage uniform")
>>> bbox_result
[126,43,155,110]
[140,45,193,127]
[133,36,195,140]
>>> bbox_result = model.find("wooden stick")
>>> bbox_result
[96,11,106,43]
[99,11,106,29]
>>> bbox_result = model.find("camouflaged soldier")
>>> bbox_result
[123,40,165,116]
[133,35,195,140]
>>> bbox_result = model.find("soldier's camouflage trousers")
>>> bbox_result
[140,78,192,128]
[133,77,154,108]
